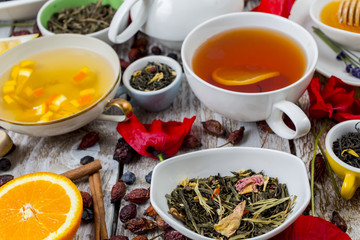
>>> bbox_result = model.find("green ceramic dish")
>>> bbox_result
[37,0,123,42]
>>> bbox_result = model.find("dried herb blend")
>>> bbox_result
[130,62,177,91]
[47,0,116,34]
[166,169,296,239]
[332,122,360,168]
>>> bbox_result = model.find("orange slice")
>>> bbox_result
[212,67,280,86]
[0,172,83,240]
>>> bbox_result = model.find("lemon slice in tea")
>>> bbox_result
[212,67,280,86]
[0,34,38,56]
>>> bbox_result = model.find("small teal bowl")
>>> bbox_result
[36,0,123,43]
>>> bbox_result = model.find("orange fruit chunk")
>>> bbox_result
[0,172,83,240]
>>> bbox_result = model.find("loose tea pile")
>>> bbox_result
[130,62,177,91]
[47,0,116,34]
[166,169,296,239]
[332,122,360,168]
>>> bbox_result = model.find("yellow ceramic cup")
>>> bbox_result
[325,120,360,199]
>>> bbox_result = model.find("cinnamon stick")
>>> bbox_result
[61,160,102,180]
[93,171,108,240]
[89,174,101,240]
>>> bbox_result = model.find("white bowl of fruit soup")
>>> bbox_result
[150,147,311,240]
[0,34,132,136]
[310,0,360,51]
[182,12,318,139]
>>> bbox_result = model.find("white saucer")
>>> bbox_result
[0,0,46,21]
[289,0,360,87]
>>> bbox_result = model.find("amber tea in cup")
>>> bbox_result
[192,27,307,93]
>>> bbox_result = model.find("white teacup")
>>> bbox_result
[108,0,244,50]
[0,34,132,136]
[182,12,318,139]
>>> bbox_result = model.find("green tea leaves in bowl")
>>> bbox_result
[130,61,177,91]
[166,169,296,239]
[47,0,116,34]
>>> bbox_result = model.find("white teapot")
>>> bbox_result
[108,0,244,50]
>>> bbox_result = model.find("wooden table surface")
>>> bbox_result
[0,3,359,240]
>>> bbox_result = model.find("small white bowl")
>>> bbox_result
[150,147,310,240]
[121,55,182,112]
[37,0,123,44]
[310,0,360,51]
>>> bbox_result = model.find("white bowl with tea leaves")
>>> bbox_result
[150,147,310,240]
[37,0,122,43]
[121,55,182,112]
[182,12,318,139]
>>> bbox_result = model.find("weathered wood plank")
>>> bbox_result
[293,73,358,239]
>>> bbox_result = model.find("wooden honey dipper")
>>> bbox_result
[338,0,360,26]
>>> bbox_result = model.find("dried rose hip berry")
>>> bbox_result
[111,180,127,203]
[0,174,14,187]
[81,207,94,223]
[80,155,94,165]
[202,120,226,136]
[151,46,162,55]
[78,131,99,150]
[331,211,347,233]
[132,236,148,240]
[182,134,202,149]
[125,188,150,204]
[124,217,157,234]
[109,236,129,240]
[128,48,141,62]
[132,38,148,49]
[164,229,188,240]
[119,204,137,223]
[228,127,245,145]
[80,191,93,208]
[156,215,172,231]
[113,138,141,164]
[120,58,131,72]
[167,53,178,61]
[309,153,326,182]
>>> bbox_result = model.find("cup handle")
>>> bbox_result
[108,0,148,44]
[96,98,133,122]
[115,85,129,99]
[266,100,311,139]
[341,173,357,199]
